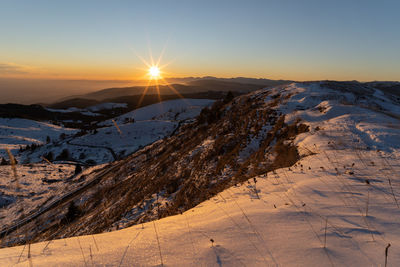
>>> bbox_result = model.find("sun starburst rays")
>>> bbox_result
[134,46,186,109]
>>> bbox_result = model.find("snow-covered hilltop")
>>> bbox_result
[274,81,400,152]
[0,82,400,266]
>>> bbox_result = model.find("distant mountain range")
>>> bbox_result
[44,77,291,109]
[1,76,398,106]
[51,77,291,103]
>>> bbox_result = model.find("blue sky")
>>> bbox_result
[1,0,399,81]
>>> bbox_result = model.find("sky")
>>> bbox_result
[1,0,400,82]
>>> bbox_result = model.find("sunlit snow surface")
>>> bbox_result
[1,83,400,266]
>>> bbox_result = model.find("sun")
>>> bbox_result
[133,46,184,108]
[148,65,161,79]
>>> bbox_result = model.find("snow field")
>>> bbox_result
[3,99,214,165]
[0,118,77,159]
[1,135,399,266]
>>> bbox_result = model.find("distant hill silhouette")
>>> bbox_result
[48,91,240,110]
[54,77,292,103]
[48,98,100,109]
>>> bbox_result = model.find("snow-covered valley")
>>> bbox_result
[0,82,400,266]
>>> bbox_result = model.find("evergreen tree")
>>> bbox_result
[74,164,82,175]
[224,91,234,103]
[44,151,54,161]
[0,157,8,165]
[62,202,81,223]
[56,149,70,160]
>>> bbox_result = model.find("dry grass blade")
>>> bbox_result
[41,156,55,167]
[17,244,26,263]
[387,178,399,208]
[152,220,164,266]
[112,119,123,136]
[28,242,33,267]
[77,237,88,267]
[365,188,370,217]
[324,218,328,248]
[385,243,391,267]
[5,148,20,190]
[92,235,99,251]
[184,213,197,259]
[118,229,142,267]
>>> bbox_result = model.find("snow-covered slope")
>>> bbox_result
[0,118,77,158]
[1,82,400,266]
[69,99,215,159]
[276,82,400,152]
[0,163,99,228]
[1,144,399,266]
[14,99,214,164]
[100,98,215,125]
